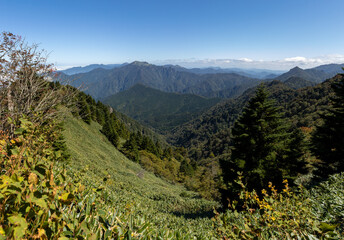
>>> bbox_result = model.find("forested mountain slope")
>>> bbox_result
[170,75,339,148]
[65,61,262,100]
[104,84,221,132]
[68,61,202,99]
[283,76,316,89]
[182,73,262,98]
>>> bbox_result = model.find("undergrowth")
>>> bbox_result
[213,174,344,239]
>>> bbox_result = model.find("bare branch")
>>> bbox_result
[0,32,77,133]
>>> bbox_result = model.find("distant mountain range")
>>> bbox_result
[61,63,284,78]
[62,61,264,100]
[59,61,344,101]
[104,84,221,132]
[60,63,128,75]
[163,65,284,79]
[276,64,344,83]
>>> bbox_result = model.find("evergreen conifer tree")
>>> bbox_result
[96,108,105,125]
[108,130,120,147]
[155,141,162,157]
[123,133,138,151]
[312,74,344,178]
[221,85,306,203]
[102,112,119,147]
[282,128,308,181]
[79,97,92,124]
[123,133,140,162]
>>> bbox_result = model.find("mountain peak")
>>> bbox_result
[130,61,151,66]
[290,66,303,71]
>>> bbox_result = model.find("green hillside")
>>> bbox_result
[2,33,344,239]
[170,77,337,148]
[62,114,218,238]
[284,76,315,89]
[104,84,221,132]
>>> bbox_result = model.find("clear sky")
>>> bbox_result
[2,0,344,70]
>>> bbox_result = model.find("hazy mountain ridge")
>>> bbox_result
[65,61,264,100]
[104,83,222,132]
[60,63,128,75]
[70,62,207,99]
[63,63,284,78]
[182,73,263,98]
[276,64,344,83]
[165,65,284,79]
[61,62,344,103]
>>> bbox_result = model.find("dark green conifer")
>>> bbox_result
[108,130,120,147]
[79,97,92,124]
[123,133,138,151]
[221,85,306,203]
[134,131,143,149]
[102,113,119,147]
[282,128,308,181]
[155,141,162,157]
[52,124,71,161]
[90,105,97,121]
[123,133,140,162]
[312,74,344,178]
[96,108,105,125]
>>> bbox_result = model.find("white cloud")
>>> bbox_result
[239,58,253,62]
[55,65,76,71]
[154,54,344,70]
[57,54,344,71]
[284,56,308,62]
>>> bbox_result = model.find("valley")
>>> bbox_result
[103,83,221,132]
[1,30,344,239]
[59,61,344,238]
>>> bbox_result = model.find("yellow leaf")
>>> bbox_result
[0,225,5,236]
[8,214,28,240]
[58,192,74,204]
[28,173,38,185]
[0,140,6,146]
[38,228,47,239]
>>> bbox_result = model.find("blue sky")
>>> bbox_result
[2,0,344,70]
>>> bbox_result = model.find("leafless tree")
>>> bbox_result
[0,32,75,133]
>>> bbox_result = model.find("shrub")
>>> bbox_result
[213,175,343,239]
[0,119,153,239]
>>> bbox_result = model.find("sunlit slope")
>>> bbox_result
[63,115,218,238]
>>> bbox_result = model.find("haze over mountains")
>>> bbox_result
[60,63,128,75]
[61,62,284,78]
[62,61,264,100]
[57,61,344,139]
[61,61,344,102]
[276,65,344,83]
